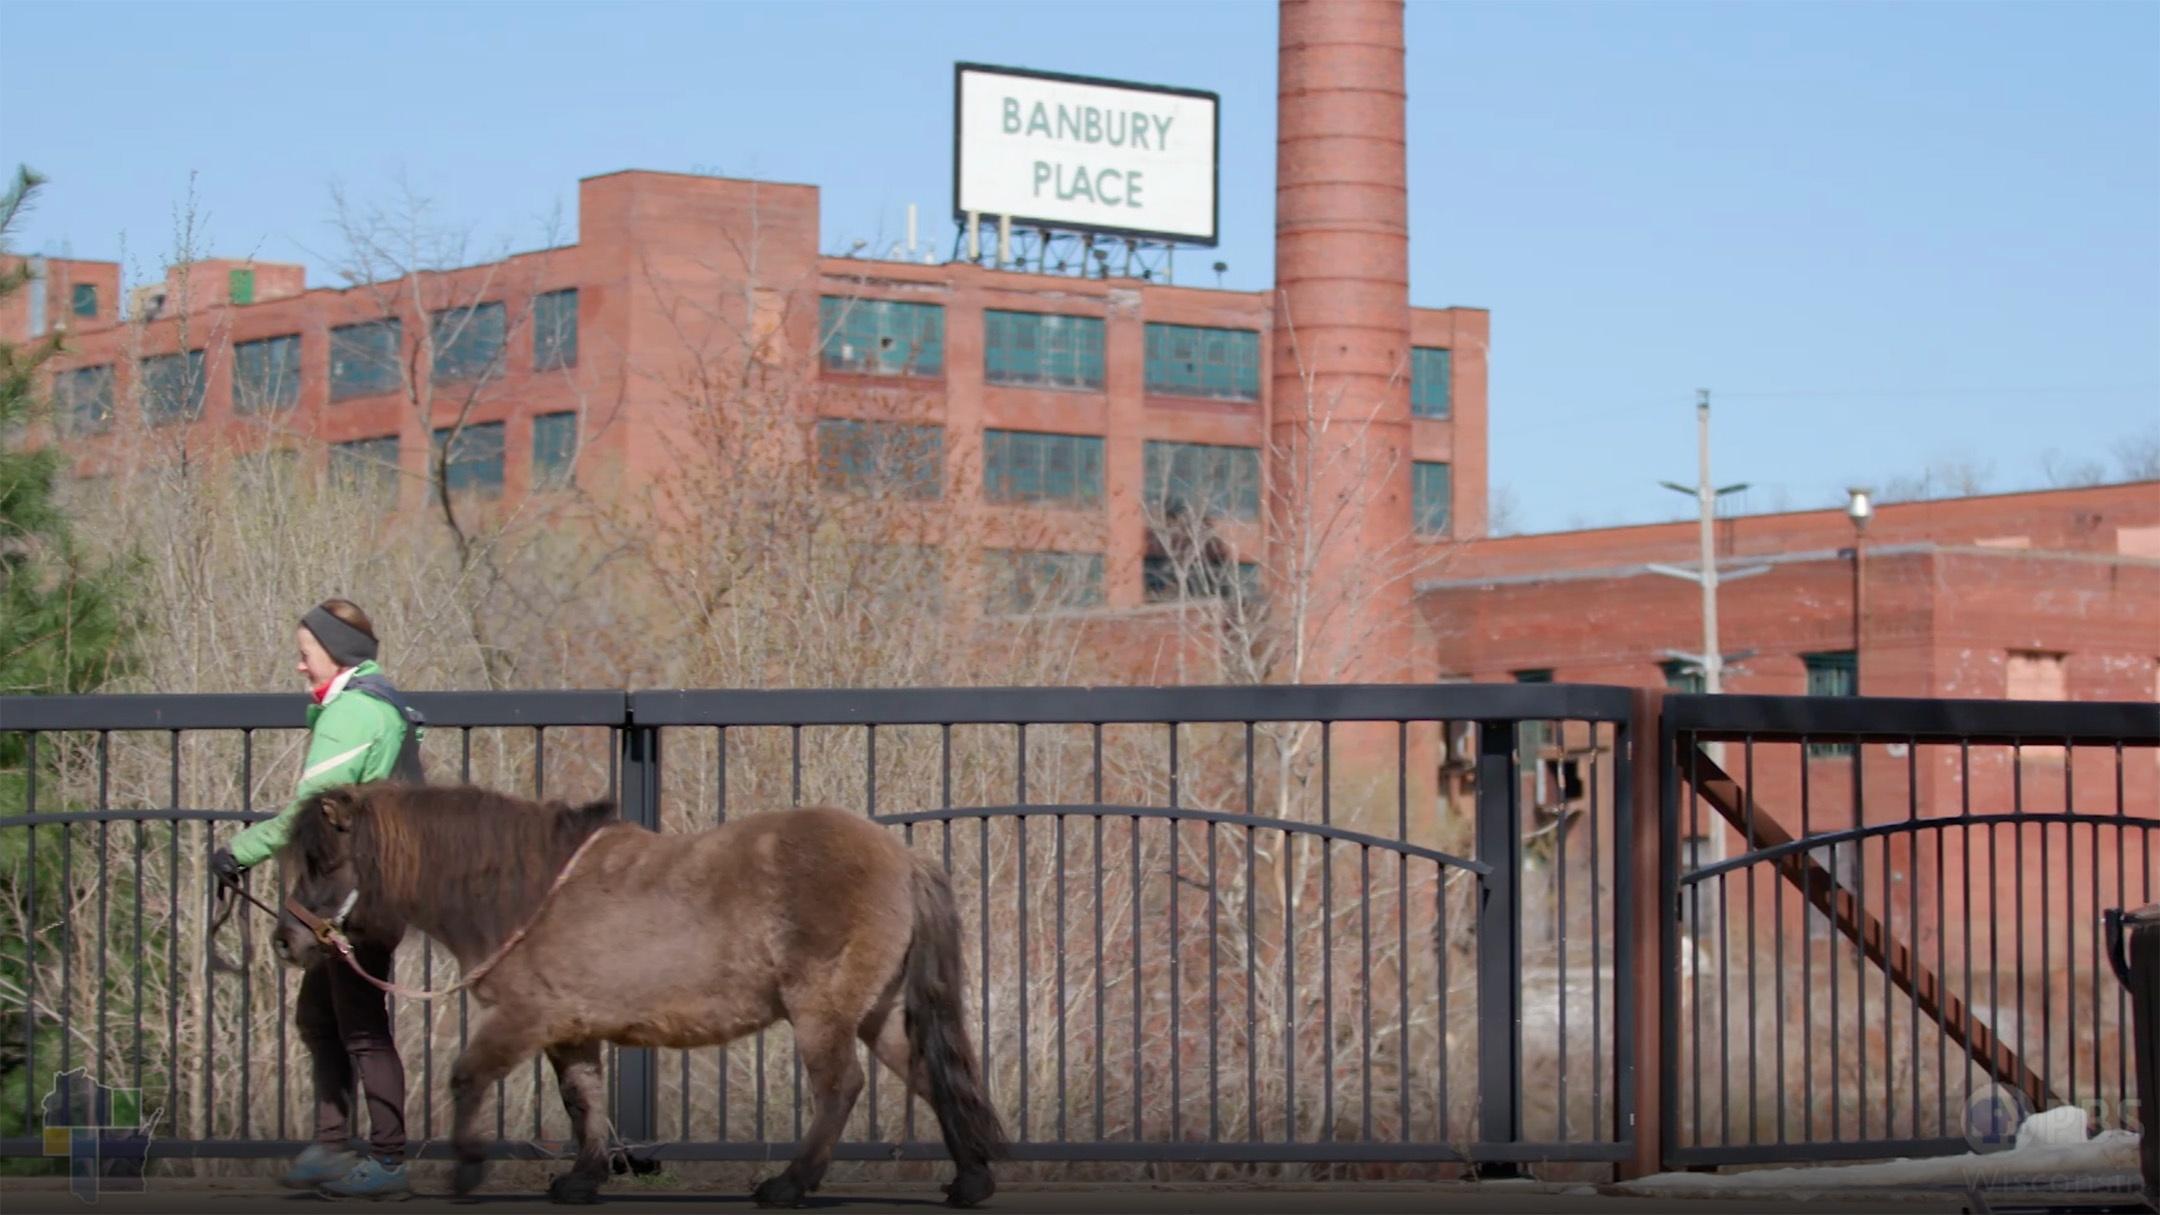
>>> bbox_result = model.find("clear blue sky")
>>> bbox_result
[5,0,2155,533]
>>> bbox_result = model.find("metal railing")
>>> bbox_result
[1660,692,2160,1168]
[0,683,1638,1169]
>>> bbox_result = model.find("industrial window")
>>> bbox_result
[228,267,255,306]
[55,365,113,435]
[531,411,578,489]
[814,419,944,499]
[70,283,98,319]
[329,435,400,497]
[1661,659,1706,695]
[233,334,302,413]
[1144,322,1261,401]
[1413,460,1452,536]
[986,549,1103,614]
[139,350,205,425]
[431,422,506,499]
[533,289,578,371]
[983,429,1104,508]
[984,310,1104,390]
[1411,347,1452,419]
[1803,651,1857,757]
[819,297,945,377]
[431,302,506,383]
[1143,556,1260,604]
[329,318,402,401]
[1142,440,1260,521]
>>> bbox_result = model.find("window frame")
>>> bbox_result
[1142,439,1262,522]
[329,318,404,402]
[1143,322,1262,402]
[1411,346,1453,419]
[983,309,1105,391]
[1413,460,1452,536]
[814,418,946,500]
[430,420,508,500]
[429,301,508,385]
[531,410,579,489]
[233,333,303,414]
[533,288,579,372]
[139,349,206,425]
[818,296,946,379]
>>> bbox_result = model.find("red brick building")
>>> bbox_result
[10,167,1485,622]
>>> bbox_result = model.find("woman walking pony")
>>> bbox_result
[211,598,426,1199]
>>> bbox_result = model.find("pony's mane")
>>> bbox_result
[293,784,617,948]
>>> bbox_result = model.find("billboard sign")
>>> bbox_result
[954,62,1220,247]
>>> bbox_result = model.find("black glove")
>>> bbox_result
[210,846,243,886]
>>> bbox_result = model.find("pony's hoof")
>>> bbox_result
[547,1171,603,1204]
[752,1173,806,1208]
[452,1159,487,1198]
[944,1169,996,1208]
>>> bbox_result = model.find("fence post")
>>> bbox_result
[612,718,662,1148]
[1616,688,1666,1179]
[1475,717,1523,1170]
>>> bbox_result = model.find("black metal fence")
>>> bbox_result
[8,683,2153,1177]
[1660,693,2160,1168]
[0,683,1637,1170]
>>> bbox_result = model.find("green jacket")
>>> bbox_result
[229,660,409,869]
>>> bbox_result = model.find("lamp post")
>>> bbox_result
[1847,487,1873,696]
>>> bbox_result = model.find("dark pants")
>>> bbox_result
[296,940,406,1164]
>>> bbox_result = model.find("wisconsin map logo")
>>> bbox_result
[40,1068,159,1203]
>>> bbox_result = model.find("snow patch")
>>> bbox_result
[1617,1105,2141,1196]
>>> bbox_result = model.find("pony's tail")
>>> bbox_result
[905,857,1010,1173]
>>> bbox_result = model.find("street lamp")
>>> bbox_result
[1846,488,1872,696]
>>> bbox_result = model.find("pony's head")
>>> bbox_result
[275,785,403,968]
[273,782,619,970]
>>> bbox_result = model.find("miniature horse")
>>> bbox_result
[274,783,1006,1207]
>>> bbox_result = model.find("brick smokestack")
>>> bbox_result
[1268,0,1415,683]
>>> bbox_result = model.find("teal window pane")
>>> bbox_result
[1144,323,1261,401]
[534,289,578,371]
[1413,460,1452,536]
[987,549,1103,614]
[56,365,114,435]
[329,434,400,497]
[330,318,402,401]
[431,421,506,498]
[431,302,506,383]
[815,419,943,499]
[70,283,98,319]
[1411,347,1452,419]
[1143,556,1259,603]
[984,310,1105,389]
[1143,439,1261,521]
[819,296,945,377]
[140,350,205,425]
[234,334,302,413]
[984,430,1104,508]
[532,411,578,488]
[1804,651,1858,756]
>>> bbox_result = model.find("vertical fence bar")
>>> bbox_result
[612,719,661,1147]
[1627,687,1666,1181]
[1475,718,1523,1161]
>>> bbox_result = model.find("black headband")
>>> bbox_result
[302,606,378,668]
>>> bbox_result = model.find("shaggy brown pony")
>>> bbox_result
[275,782,1007,1208]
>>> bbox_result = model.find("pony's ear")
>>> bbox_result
[317,787,363,833]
